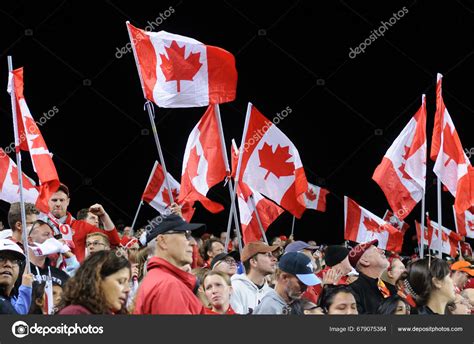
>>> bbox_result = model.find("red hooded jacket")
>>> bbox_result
[134,257,204,314]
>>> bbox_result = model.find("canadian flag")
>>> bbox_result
[0,148,39,204]
[344,196,404,252]
[8,68,60,213]
[454,206,474,239]
[237,182,284,244]
[382,210,410,234]
[142,161,194,221]
[238,104,308,218]
[303,183,329,212]
[373,95,426,220]
[431,74,474,214]
[231,142,284,243]
[127,23,237,108]
[415,217,461,257]
[178,105,226,214]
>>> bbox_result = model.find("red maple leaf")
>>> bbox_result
[398,163,413,180]
[363,217,384,233]
[401,145,410,161]
[258,143,295,180]
[24,116,46,149]
[162,188,179,206]
[442,124,464,167]
[10,165,36,191]
[305,188,317,201]
[159,41,202,92]
[187,146,201,181]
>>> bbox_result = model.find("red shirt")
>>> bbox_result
[302,267,348,304]
[203,306,236,315]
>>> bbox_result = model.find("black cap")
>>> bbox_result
[324,245,350,267]
[210,251,240,269]
[145,214,205,244]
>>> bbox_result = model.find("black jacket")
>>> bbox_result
[349,272,393,314]
[0,295,18,314]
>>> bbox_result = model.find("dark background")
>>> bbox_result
[0,0,473,255]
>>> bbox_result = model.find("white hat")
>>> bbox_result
[0,239,25,260]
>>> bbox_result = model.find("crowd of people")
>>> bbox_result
[0,183,473,315]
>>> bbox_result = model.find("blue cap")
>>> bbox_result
[284,241,317,254]
[279,252,321,286]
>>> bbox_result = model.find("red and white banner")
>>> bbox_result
[0,148,39,204]
[373,95,426,220]
[344,196,404,252]
[178,106,226,214]
[142,161,194,221]
[238,104,308,218]
[303,182,329,212]
[415,217,461,257]
[127,23,237,108]
[431,73,474,214]
[237,182,284,244]
[383,210,410,234]
[454,206,474,239]
[8,68,60,213]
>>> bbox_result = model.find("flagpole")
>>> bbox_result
[226,103,253,245]
[290,215,296,237]
[7,56,30,273]
[131,201,143,231]
[452,205,463,260]
[126,21,174,204]
[420,194,425,259]
[214,104,242,253]
[249,195,268,244]
[436,178,443,258]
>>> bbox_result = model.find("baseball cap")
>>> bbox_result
[210,251,240,270]
[279,252,321,286]
[284,241,318,254]
[241,241,279,262]
[348,239,378,268]
[0,239,25,261]
[324,245,350,267]
[451,260,474,277]
[145,214,205,244]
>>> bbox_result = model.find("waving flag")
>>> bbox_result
[237,182,284,244]
[127,23,237,108]
[178,106,226,214]
[383,210,410,234]
[431,74,474,214]
[238,104,308,218]
[8,68,60,213]
[142,161,194,221]
[0,149,39,204]
[416,217,461,257]
[373,95,426,219]
[454,206,474,239]
[303,182,329,212]
[344,196,403,252]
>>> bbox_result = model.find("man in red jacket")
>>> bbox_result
[134,214,205,314]
[44,183,121,262]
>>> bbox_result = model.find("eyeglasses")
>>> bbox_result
[162,230,192,240]
[86,241,106,248]
[216,257,237,266]
[0,256,23,266]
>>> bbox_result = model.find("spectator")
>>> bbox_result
[348,240,391,314]
[407,258,455,315]
[76,209,100,227]
[376,295,410,315]
[203,271,235,314]
[7,202,39,248]
[318,285,358,315]
[134,214,206,314]
[230,241,278,314]
[460,289,474,314]
[85,232,111,257]
[381,254,406,289]
[210,251,239,277]
[58,251,131,314]
[450,260,474,292]
[28,279,64,314]
[192,267,210,308]
[254,252,320,315]
[446,294,471,315]
[201,238,225,268]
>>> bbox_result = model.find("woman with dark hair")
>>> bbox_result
[318,285,358,315]
[376,295,410,315]
[406,258,455,315]
[58,251,131,314]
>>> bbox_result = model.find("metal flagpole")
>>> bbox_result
[420,194,425,259]
[290,215,296,237]
[126,21,174,203]
[249,195,268,244]
[7,56,30,273]
[452,206,464,260]
[436,178,443,258]
[131,161,159,231]
[131,201,143,231]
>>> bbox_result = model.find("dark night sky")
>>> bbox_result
[0,1,473,254]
